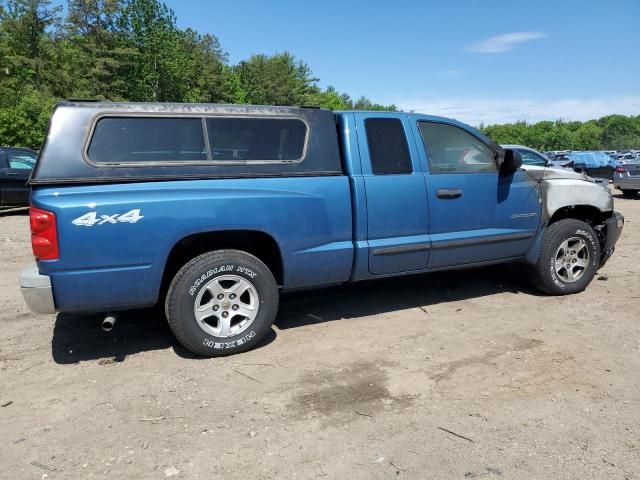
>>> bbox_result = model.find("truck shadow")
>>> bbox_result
[51,308,278,364]
[276,263,541,330]
[51,263,539,363]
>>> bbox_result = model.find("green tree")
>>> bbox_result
[571,121,603,150]
[304,86,349,110]
[218,65,246,104]
[482,116,640,151]
[0,0,61,91]
[116,0,185,101]
[351,95,397,111]
[0,86,56,147]
[56,0,136,100]
[598,115,640,149]
[236,52,318,106]
[176,28,227,103]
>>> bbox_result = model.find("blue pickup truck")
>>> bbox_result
[21,102,623,356]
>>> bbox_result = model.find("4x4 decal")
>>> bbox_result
[72,209,144,227]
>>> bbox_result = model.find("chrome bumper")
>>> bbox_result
[20,264,56,314]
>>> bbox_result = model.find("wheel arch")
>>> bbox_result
[547,204,611,227]
[160,230,284,301]
[525,204,611,265]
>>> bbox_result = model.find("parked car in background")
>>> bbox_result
[501,144,549,167]
[613,161,640,198]
[503,145,577,170]
[619,153,639,163]
[549,154,575,169]
[566,151,617,180]
[0,147,37,208]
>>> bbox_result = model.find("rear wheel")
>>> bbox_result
[165,250,278,357]
[529,219,600,295]
[621,189,638,198]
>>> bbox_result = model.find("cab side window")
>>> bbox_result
[418,122,496,174]
[365,118,412,175]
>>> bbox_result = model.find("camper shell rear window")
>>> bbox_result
[86,115,308,165]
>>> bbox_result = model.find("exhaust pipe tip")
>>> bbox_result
[102,315,117,332]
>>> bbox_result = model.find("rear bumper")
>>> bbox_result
[600,211,624,267]
[613,175,640,190]
[20,264,56,314]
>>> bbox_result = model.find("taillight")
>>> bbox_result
[30,207,59,260]
[615,166,627,174]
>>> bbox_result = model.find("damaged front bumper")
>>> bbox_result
[600,211,624,267]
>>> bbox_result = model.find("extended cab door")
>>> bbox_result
[355,114,430,275]
[413,121,541,269]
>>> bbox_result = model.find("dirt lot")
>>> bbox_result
[1,192,639,480]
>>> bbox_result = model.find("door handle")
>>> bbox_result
[436,188,463,199]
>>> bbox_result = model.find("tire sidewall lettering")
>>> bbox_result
[202,330,256,349]
[189,264,259,296]
[574,228,599,268]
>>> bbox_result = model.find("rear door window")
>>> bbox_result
[365,118,412,174]
[88,117,207,163]
[205,117,307,162]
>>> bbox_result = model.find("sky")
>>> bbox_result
[163,0,640,125]
[71,0,630,125]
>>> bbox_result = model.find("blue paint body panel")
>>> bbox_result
[31,107,545,314]
[425,171,540,267]
[33,177,354,312]
[354,112,430,275]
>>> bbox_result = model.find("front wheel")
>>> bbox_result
[165,250,279,357]
[529,219,601,295]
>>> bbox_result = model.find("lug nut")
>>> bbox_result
[232,304,239,311]
[213,305,219,311]
[217,294,224,300]
[222,311,229,318]
[229,294,236,300]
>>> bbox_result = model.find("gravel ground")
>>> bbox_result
[1,192,639,480]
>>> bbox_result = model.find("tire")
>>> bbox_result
[529,219,601,295]
[165,250,278,357]
[621,189,638,198]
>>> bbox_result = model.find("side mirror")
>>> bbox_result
[501,149,523,174]
[494,148,505,170]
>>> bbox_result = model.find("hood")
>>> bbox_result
[521,165,594,183]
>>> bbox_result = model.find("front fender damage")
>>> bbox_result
[542,179,613,221]
[523,174,617,266]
